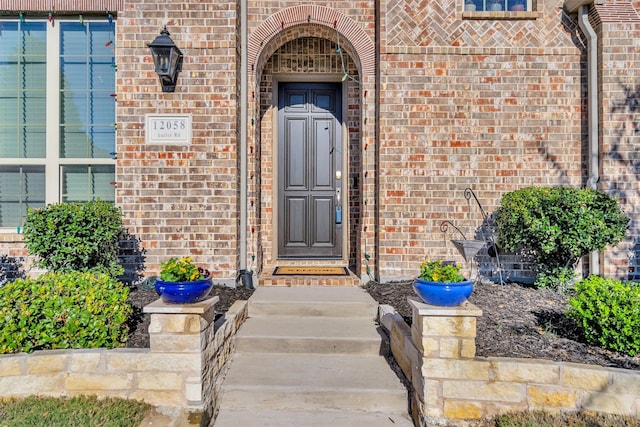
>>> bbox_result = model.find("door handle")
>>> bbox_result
[335,188,342,224]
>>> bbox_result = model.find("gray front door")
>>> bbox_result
[278,82,342,258]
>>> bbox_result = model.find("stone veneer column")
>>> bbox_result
[408,298,483,421]
[143,297,219,407]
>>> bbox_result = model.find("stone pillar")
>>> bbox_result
[408,297,483,423]
[143,296,219,406]
[409,298,482,360]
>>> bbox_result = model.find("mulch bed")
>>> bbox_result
[125,284,254,349]
[125,280,639,371]
[364,280,640,371]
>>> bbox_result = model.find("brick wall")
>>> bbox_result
[594,3,640,279]
[376,0,587,281]
[112,0,640,284]
[3,0,640,284]
[116,0,239,281]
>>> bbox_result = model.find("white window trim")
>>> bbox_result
[46,21,61,204]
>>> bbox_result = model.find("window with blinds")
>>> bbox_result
[61,165,115,202]
[0,166,46,228]
[60,22,115,159]
[0,19,116,229]
[0,22,47,159]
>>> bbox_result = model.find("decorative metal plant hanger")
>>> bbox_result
[439,221,484,282]
[440,188,504,284]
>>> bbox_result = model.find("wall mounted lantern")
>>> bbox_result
[147,26,183,93]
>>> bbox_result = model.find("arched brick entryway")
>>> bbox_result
[246,6,376,281]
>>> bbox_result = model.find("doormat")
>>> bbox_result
[273,266,349,276]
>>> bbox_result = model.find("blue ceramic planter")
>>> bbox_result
[155,277,213,304]
[412,277,473,306]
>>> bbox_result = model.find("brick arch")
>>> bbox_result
[248,5,375,79]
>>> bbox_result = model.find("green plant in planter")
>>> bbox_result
[156,257,212,304]
[22,200,125,278]
[495,187,628,290]
[414,260,472,306]
[160,257,209,282]
[419,260,465,283]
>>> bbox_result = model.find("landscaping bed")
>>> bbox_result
[126,284,254,348]
[364,280,640,370]
[126,279,639,371]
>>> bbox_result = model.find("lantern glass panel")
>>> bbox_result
[152,47,172,75]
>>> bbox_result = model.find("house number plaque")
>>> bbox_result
[145,114,192,144]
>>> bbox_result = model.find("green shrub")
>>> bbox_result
[0,272,132,354]
[566,275,640,356]
[495,187,628,290]
[22,200,125,277]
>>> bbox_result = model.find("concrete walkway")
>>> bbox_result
[213,286,414,426]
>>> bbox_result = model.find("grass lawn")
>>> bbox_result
[2,396,639,427]
[0,395,152,427]
[480,410,640,427]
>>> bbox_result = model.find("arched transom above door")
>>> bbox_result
[248,5,375,79]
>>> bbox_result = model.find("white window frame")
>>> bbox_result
[463,0,538,18]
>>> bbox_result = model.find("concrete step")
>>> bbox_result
[213,408,414,427]
[235,316,384,355]
[217,353,408,413]
[213,286,412,426]
[247,286,378,318]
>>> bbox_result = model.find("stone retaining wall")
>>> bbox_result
[0,297,249,422]
[379,300,640,426]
